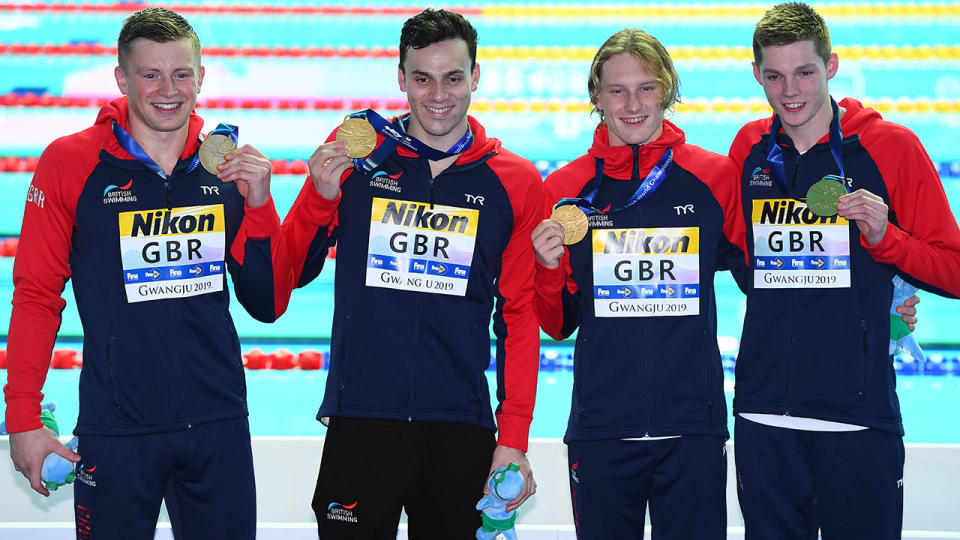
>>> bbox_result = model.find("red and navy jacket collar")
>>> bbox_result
[756,97,882,147]
[394,115,499,164]
[95,96,206,162]
[587,119,685,180]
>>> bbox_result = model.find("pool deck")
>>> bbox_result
[1,437,959,536]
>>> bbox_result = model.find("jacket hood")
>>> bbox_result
[587,120,685,180]
[96,96,205,161]
[837,97,882,137]
[395,115,500,164]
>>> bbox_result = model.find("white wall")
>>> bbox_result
[1,437,958,535]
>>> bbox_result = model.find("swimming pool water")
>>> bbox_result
[3,369,958,444]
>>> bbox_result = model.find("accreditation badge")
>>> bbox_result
[591,227,700,317]
[366,197,478,296]
[118,205,226,302]
[752,198,851,288]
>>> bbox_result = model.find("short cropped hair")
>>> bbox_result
[588,28,681,115]
[753,2,831,66]
[118,8,201,73]
[399,8,478,71]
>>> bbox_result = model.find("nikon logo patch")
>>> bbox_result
[366,197,478,297]
[118,205,226,303]
[751,198,850,289]
[592,227,700,318]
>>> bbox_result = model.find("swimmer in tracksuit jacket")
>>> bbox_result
[4,8,292,540]
[728,4,960,539]
[532,29,747,540]
[279,9,542,539]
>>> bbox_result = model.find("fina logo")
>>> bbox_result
[749,167,773,188]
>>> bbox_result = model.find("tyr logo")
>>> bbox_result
[674,204,694,215]
[465,194,485,206]
[201,186,220,196]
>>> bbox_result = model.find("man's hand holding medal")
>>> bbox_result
[201,125,273,208]
[531,203,589,270]
[308,116,377,201]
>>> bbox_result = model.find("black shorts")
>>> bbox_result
[312,417,496,540]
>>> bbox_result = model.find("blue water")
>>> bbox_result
[3,369,958,443]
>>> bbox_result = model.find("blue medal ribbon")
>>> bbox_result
[208,123,239,146]
[111,121,223,180]
[347,109,473,173]
[556,147,674,215]
[766,97,850,195]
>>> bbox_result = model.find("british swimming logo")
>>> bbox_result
[749,167,773,188]
[76,463,97,487]
[370,170,403,193]
[103,179,137,204]
[326,501,358,523]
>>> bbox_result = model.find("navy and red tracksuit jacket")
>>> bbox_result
[729,97,960,434]
[280,115,543,451]
[535,121,745,443]
[3,97,293,436]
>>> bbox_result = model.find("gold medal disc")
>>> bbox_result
[805,177,848,217]
[336,117,377,159]
[199,133,238,175]
[550,205,589,245]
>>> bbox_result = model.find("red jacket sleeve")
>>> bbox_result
[280,130,344,289]
[228,195,296,320]
[860,123,960,297]
[486,152,545,451]
[535,160,591,340]
[4,137,93,433]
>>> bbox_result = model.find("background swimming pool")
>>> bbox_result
[1,1,958,442]
[3,367,959,443]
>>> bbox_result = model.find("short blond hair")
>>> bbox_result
[588,28,680,116]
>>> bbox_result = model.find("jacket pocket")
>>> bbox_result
[702,329,716,427]
[857,318,868,399]
[334,314,351,411]
[106,336,120,409]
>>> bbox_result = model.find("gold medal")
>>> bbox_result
[805,177,848,217]
[199,133,238,175]
[550,204,589,245]
[336,117,377,159]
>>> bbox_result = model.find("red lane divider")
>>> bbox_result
[0,236,333,259]
[242,349,326,370]
[0,348,328,370]
[0,43,406,58]
[2,155,311,174]
[0,4,481,17]
[0,92,410,112]
[1,237,18,257]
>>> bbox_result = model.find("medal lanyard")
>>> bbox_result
[111,121,211,180]
[349,109,473,172]
[556,147,674,214]
[766,97,848,194]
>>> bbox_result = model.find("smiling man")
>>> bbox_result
[728,3,960,538]
[531,28,745,539]
[4,8,291,539]
[279,8,543,539]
